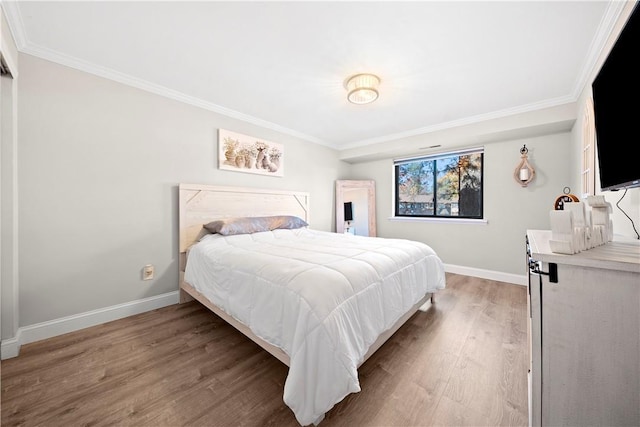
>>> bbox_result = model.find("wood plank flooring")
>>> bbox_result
[1,273,529,426]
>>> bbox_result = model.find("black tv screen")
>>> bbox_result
[592,3,640,191]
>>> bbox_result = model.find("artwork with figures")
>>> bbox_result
[218,129,284,177]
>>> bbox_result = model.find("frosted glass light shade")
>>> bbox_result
[346,74,380,104]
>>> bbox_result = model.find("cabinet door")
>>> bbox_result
[528,269,542,427]
[541,263,640,426]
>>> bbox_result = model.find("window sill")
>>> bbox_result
[388,216,488,225]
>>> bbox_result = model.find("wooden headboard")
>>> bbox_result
[178,183,310,272]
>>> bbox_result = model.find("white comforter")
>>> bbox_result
[184,228,446,425]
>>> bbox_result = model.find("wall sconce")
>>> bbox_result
[514,144,535,187]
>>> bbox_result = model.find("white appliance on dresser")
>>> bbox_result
[526,230,640,427]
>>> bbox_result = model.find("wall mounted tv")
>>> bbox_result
[592,3,640,191]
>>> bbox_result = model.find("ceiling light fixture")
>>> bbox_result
[346,73,380,104]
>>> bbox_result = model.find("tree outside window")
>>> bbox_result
[395,149,483,219]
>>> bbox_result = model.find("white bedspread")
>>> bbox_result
[184,228,446,425]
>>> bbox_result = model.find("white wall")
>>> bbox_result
[1,5,20,347]
[6,0,638,356]
[571,86,640,240]
[17,53,348,328]
[570,1,640,240]
[348,133,572,276]
[344,1,640,278]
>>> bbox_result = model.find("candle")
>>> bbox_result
[519,168,529,181]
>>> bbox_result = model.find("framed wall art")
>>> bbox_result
[218,129,284,177]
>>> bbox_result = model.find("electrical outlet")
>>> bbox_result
[142,264,154,281]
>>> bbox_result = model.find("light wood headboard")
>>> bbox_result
[178,183,310,272]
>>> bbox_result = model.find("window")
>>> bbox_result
[394,147,484,219]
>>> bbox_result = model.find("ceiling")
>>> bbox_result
[2,1,625,152]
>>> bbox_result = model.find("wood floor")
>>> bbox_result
[1,273,529,426]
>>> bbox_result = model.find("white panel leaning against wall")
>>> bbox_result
[582,96,596,198]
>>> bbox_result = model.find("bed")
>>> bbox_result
[178,183,446,425]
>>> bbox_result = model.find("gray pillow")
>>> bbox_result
[204,215,308,236]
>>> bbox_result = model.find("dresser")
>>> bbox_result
[526,230,640,427]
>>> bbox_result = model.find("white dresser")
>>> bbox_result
[526,230,640,427]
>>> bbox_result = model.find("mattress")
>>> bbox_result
[183,228,446,425]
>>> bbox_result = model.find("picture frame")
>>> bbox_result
[218,129,284,177]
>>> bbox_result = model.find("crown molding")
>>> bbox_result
[23,42,332,147]
[570,0,628,101]
[3,0,629,153]
[342,1,631,151]
[1,1,27,50]
[2,1,333,148]
[339,94,577,151]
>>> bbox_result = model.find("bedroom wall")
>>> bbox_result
[570,1,640,240]
[570,87,639,240]
[1,5,20,345]
[345,2,640,278]
[16,53,349,328]
[347,132,572,278]
[8,0,638,355]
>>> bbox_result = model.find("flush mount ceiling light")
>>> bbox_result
[346,73,380,104]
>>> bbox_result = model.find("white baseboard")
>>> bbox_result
[444,264,527,286]
[1,266,525,360]
[1,291,179,360]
